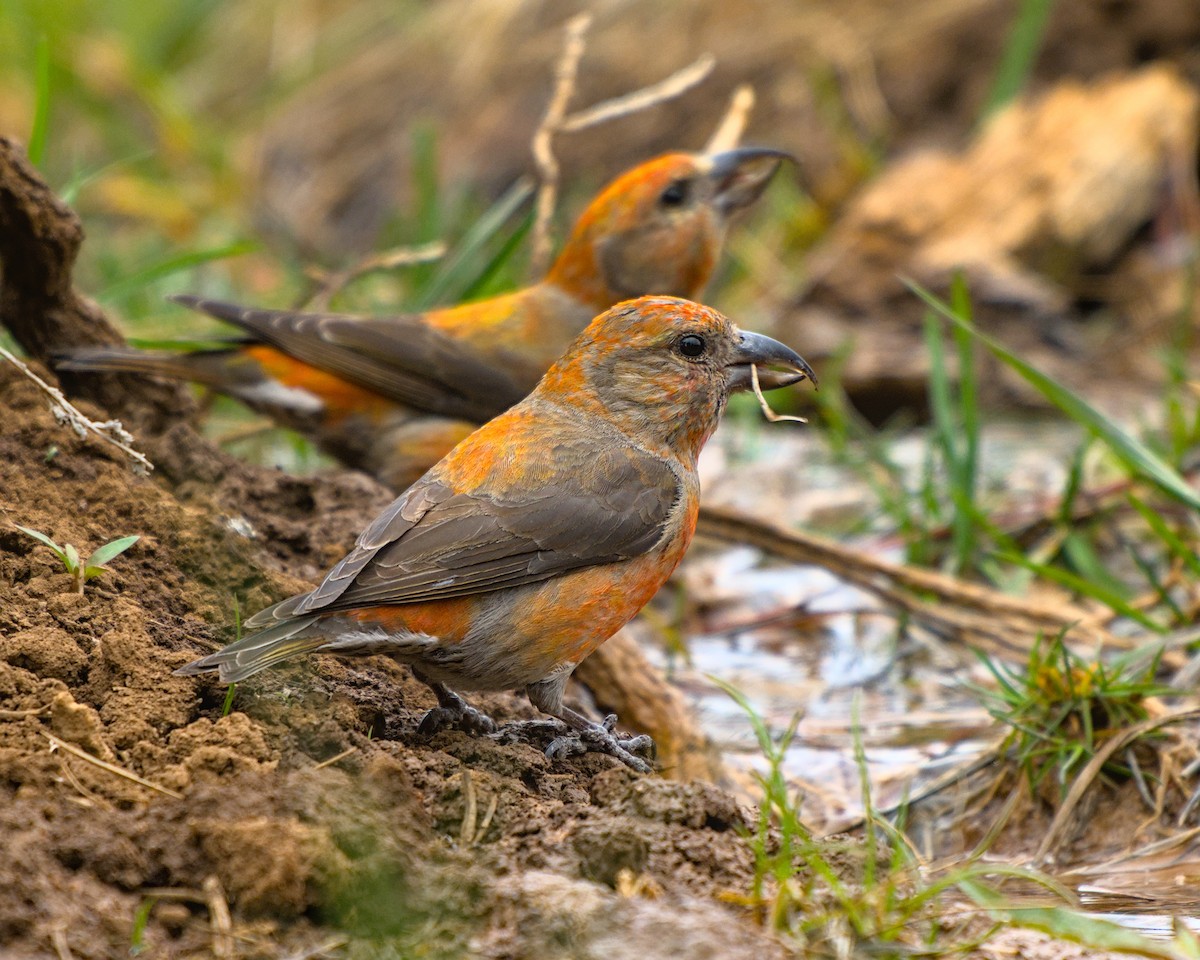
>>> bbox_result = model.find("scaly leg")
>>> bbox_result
[412,668,498,736]
[519,671,656,773]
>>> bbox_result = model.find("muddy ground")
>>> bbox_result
[6,342,1200,960]
[0,364,796,959]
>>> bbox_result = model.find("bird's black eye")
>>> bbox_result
[678,334,707,358]
[659,179,690,207]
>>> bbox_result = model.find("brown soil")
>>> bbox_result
[0,365,783,959]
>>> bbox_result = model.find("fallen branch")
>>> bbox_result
[696,504,1118,658]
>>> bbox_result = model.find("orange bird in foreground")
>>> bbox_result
[176,296,815,771]
[59,148,791,489]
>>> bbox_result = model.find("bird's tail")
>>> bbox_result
[55,345,260,391]
[175,614,325,683]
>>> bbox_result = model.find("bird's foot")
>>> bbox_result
[417,697,498,737]
[491,717,570,743]
[545,714,655,774]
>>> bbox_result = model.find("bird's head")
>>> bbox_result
[545,148,793,310]
[540,296,815,462]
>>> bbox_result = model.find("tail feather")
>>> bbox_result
[175,615,324,683]
[55,346,261,390]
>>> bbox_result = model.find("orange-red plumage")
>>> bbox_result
[176,296,815,772]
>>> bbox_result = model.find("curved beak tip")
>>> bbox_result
[728,330,817,393]
[708,146,797,213]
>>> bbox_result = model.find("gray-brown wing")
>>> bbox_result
[171,295,527,421]
[256,439,681,622]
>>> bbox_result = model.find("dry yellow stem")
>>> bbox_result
[750,364,808,423]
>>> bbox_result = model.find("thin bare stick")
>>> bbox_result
[57,754,114,810]
[559,54,716,133]
[459,769,478,847]
[1,346,153,474]
[282,938,351,960]
[140,887,209,901]
[311,746,358,771]
[203,875,235,960]
[302,240,445,310]
[750,364,808,423]
[46,733,182,800]
[529,13,592,277]
[705,84,756,153]
[474,793,499,844]
[0,704,52,719]
[51,927,75,960]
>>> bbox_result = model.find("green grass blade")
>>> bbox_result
[981,0,1057,118]
[1128,493,1200,579]
[707,674,777,759]
[457,209,534,303]
[414,176,534,309]
[98,240,258,302]
[999,549,1163,631]
[905,278,1200,513]
[28,35,51,167]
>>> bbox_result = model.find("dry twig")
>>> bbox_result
[0,704,52,719]
[528,16,716,277]
[45,733,182,800]
[50,927,75,960]
[749,364,808,423]
[529,13,593,276]
[281,939,352,960]
[1035,709,1200,864]
[705,84,756,154]
[301,240,445,310]
[558,54,716,134]
[311,746,358,771]
[1,346,153,473]
[203,875,235,960]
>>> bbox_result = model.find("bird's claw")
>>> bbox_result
[490,718,569,744]
[546,714,655,773]
[417,702,498,737]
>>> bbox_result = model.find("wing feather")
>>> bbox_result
[261,432,681,620]
[171,295,527,421]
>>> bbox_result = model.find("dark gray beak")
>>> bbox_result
[708,147,796,215]
[726,329,817,392]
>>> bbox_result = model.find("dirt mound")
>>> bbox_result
[0,364,782,958]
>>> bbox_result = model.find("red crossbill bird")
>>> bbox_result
[58,148,791,489]
[175,296,815,772]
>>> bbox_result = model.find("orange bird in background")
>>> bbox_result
[59,148,790,489]
[176,296,816,771]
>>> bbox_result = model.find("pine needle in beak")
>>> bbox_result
[750,364,808,424]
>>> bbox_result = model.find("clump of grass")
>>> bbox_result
[715,676,1200,958]
[712,677,1052,955]
[15,524,138,594]
[973,632,1170,801]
